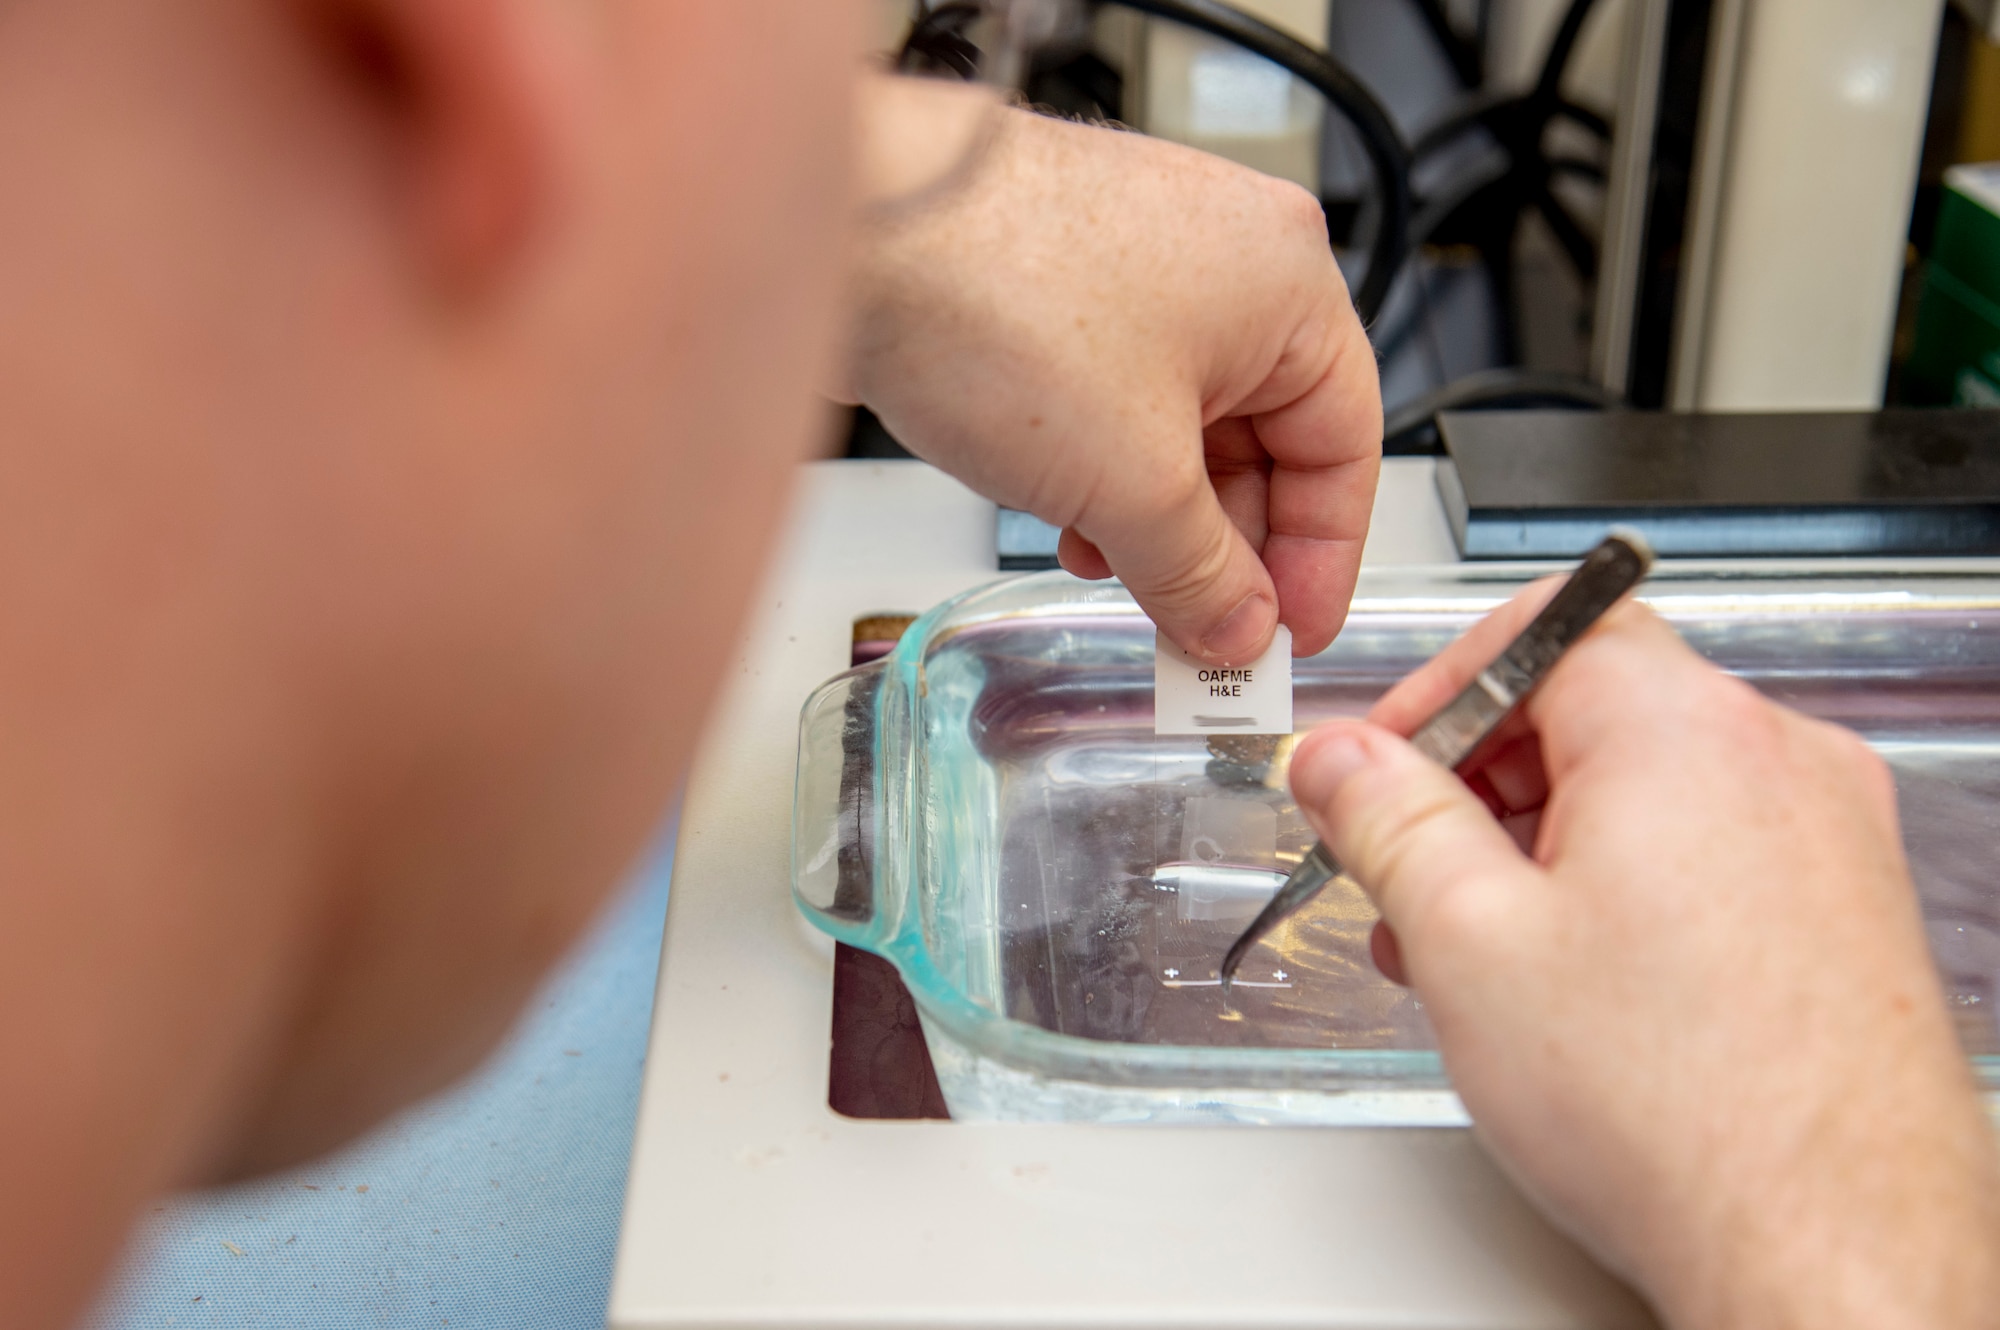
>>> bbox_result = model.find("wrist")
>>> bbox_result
[1656,1076,2000,1330]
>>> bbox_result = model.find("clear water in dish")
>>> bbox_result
[922,607,2000,1059]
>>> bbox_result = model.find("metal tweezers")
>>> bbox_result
[1218,530,1656,991]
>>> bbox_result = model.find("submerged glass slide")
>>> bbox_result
[794,570,2000,1124]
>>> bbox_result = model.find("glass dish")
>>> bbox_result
[793,569,2000,1124]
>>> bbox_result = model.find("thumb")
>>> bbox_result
[1077,460,1278,665]
[1289,721,1541,945]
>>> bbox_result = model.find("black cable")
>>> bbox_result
[1531,0,1602,110]
[1399,0,1611,359]
[1382,369,1619,455]
[1412,89,1511,158]
[899,2,985,78]
[1524,0,1608,287]
[1413,0,1607,158]
[1532,178,1598,281]
[1100,0,1414,325]
[1546,154,1606,184]
[1407,158,1509,248]
[1415,92,1609,160]
[892,0,1412,321]
[1558,100,1611,140]
[1408,0,1483,88]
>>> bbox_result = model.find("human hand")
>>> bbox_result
[1288,590,2000,1329]
[838,77,1381,662]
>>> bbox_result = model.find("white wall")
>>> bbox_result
[1679,0,1944,409]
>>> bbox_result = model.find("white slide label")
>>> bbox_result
[1154,625,1293,736]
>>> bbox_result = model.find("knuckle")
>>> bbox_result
[1818,721,1898,812]
[1824,720,1879,769]
[1697,672,1780,743]
[1346,780,1457,895]
[1411,873,1508,958]
[1026,457,1099,531]
[1137,500,1235,612]
[1574,607,1673,683]
[1148,522,1235,612]
[1264,176,1328,237]
[1601,598,1666,638]
[1155,446,1210,510]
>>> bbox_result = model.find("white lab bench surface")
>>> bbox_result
[608,459,1652,1329]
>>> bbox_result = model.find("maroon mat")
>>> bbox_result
[826,618,950,1120]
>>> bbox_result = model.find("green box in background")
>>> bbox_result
[1908,164,2000,406]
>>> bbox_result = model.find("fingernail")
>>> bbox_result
[1290,729,1372,810]
[1200,594,1275,663]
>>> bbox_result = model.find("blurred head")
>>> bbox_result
[0,0,855,1319]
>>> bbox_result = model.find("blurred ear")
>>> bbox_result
[299,0,553,294]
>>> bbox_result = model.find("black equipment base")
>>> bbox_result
[1437,409,2000,559]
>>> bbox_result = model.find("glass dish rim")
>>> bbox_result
[803,565,2000,1096]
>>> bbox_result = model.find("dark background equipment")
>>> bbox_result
[1437,408,2000,558]
[854,0,1624,464]
[861,0,2000,572]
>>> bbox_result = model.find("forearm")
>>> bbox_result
[842,69,1379,660]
